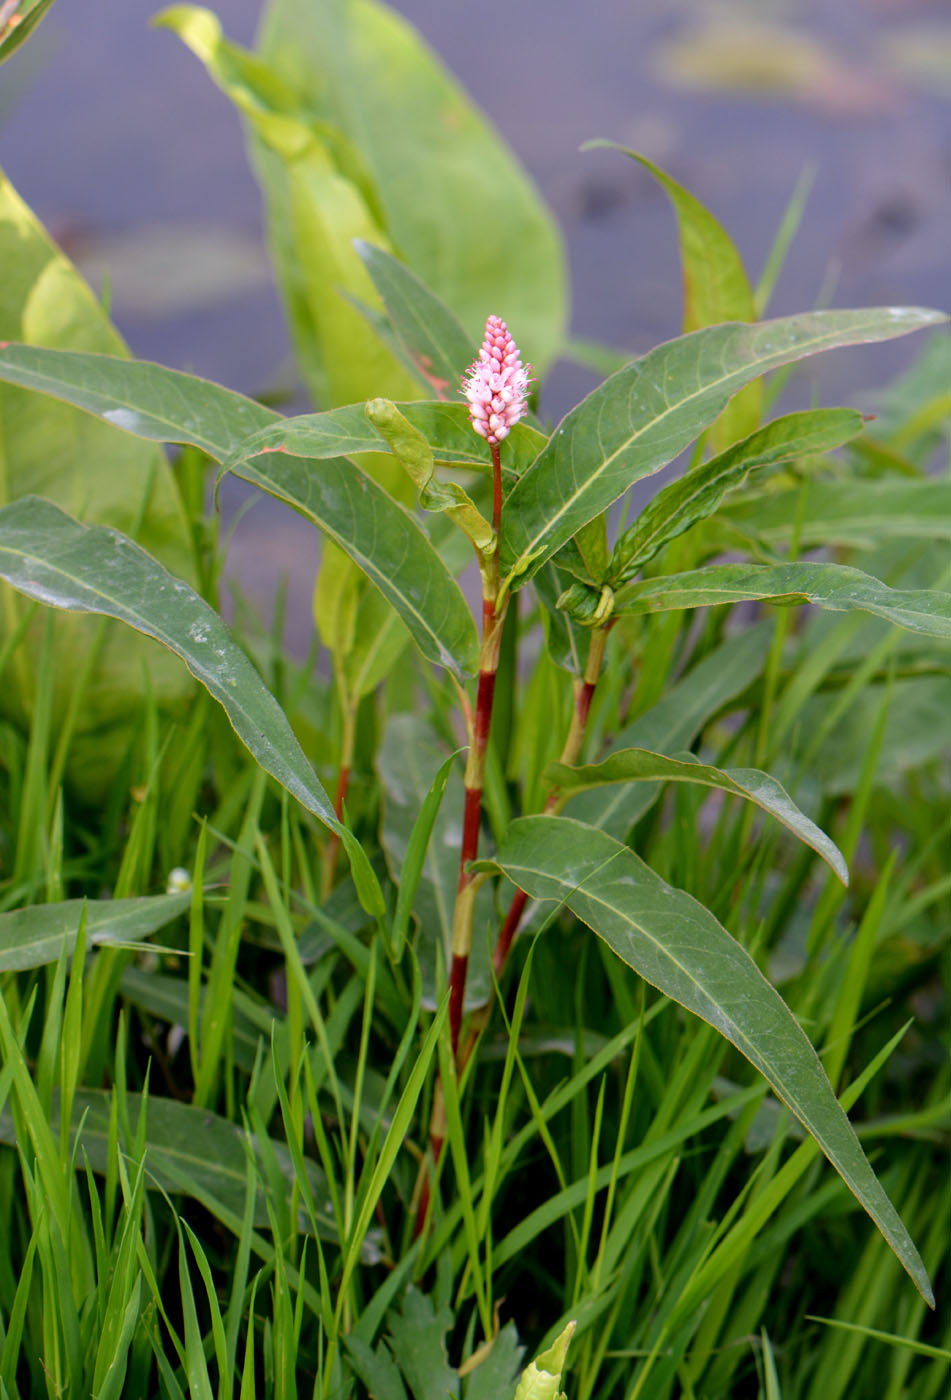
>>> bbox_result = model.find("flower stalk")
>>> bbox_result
[446,317,531,1057]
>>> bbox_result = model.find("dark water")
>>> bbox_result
[2,0,949,639]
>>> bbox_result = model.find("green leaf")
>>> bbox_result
[612,559,951,642]
[0,496,382,911]
[464,1327,523,1400]
[547,748,847,882]
[0,0,56,66]
[227,449,479,677]
[355,241,476,400]
[0,893,191,972]
[610,408,863,581]
[220,400,547,480]
[0,343,280,459]
[499,307,946,587]
[0,1090,335,1238]
[0,170,196,796]
[259,0,566,376]
[566,622,773,838]
[487,814,932,1304]
[590,142,760,445]
[385,1290,459,1400]
[343,1336,408,1400]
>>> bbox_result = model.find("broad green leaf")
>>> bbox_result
[722,477,951,552]
[593,142,760,445]
[487,814,932,1304]
[259,0,566,376]
[566,622,773,837]
[546,748,847,882]
[612,560,951,642]
[159,4,418,417]
[378,714,493,1009]
[0,343,280,459]
[227,449,479,677]
[0,170,196,796]
[355,241,476,400]
[0,893,191,972]
[0,496,382,911]
[0,0,56,65]
[220,400,547,480]
[610,408,863,581]
[499,307,946,587]
[0,1090,335,1238]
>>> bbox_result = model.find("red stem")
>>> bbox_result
[334,763,350,821]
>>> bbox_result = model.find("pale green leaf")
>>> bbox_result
[259,0,566,375]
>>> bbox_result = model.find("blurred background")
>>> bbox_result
[1,0,949,635]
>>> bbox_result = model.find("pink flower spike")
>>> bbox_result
[462,315,531,446]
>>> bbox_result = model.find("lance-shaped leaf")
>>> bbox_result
[355,240,475,399]
[499,307,946,587]
[546,748,847,883]
[0,893,191,972]
[227,448,479,677]
[0,342,280,458]
[610,408,863,582]
[0,0,56,65]
[158,4,420,413]
[590,142,761,446]
[0,496,383,913]
[485,814,932,1304]
[611,560,951,641]
[0,1089,336,1239]
[220,401,547,480]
